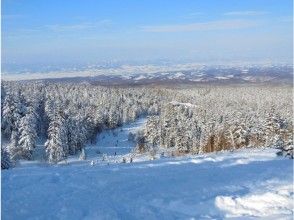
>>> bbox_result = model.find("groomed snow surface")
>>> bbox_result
[2,118,293,220]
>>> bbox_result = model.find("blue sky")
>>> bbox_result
[2,0,293,68]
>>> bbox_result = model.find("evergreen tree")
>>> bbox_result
[79,148,86,160]
[8,130,20,160]
[1,147,12,169]
[45,111,68,163]
[1,93,15,138]
[18,107,37,160]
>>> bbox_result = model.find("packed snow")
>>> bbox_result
[85,117,147,160]
[2,118,293,220]
[3,149,292,219]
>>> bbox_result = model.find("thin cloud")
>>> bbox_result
[46,20,112,32]
[3,27,43,40]
[140,19,260,33]
[4,19,113,40]
[183,12,204,19]
[278,16,292,23]
[2,14,25,20]
[224,11,268,16]
[46,23,95,31]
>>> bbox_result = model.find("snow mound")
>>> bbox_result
[215,183,293,218]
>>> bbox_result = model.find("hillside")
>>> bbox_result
[2,147,293,219]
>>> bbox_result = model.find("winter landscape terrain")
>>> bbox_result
[2,116,293,219]
[2,0,293,219]
[1,79,293,220]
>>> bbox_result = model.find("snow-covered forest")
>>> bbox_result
[1,82,293,168]
[1,81,292,165]
[1,81,165,166]
[1,81,293,219]
[141,86,293,155]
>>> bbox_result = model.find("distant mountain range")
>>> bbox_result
[3,63,293,85]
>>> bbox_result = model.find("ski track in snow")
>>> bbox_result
[86,117,147,159]
[2,118,293,220]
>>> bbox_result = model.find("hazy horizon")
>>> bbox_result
[2,0,293,74]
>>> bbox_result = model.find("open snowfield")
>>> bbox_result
[2,119,293,220]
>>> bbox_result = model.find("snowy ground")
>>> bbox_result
[85,117,147,159]
[2,118,293,220]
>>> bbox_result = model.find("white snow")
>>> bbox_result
[87,117,147,158]
[191,78,204,82]
[170,101,197,108]
[2,118,293,220]
[2,63,204,81]
[133,75,147,80]
[174,72,185,78]
[242,69,249,74]
[215,76,229,80]
[215,182,293,218]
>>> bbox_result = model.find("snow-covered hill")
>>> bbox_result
[2,118,293,220]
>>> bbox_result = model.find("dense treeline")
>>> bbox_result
[1,81,169,166]
[1,82,293,168]
[140,86,293,155]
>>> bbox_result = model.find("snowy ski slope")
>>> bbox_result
[2,118,293,220]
